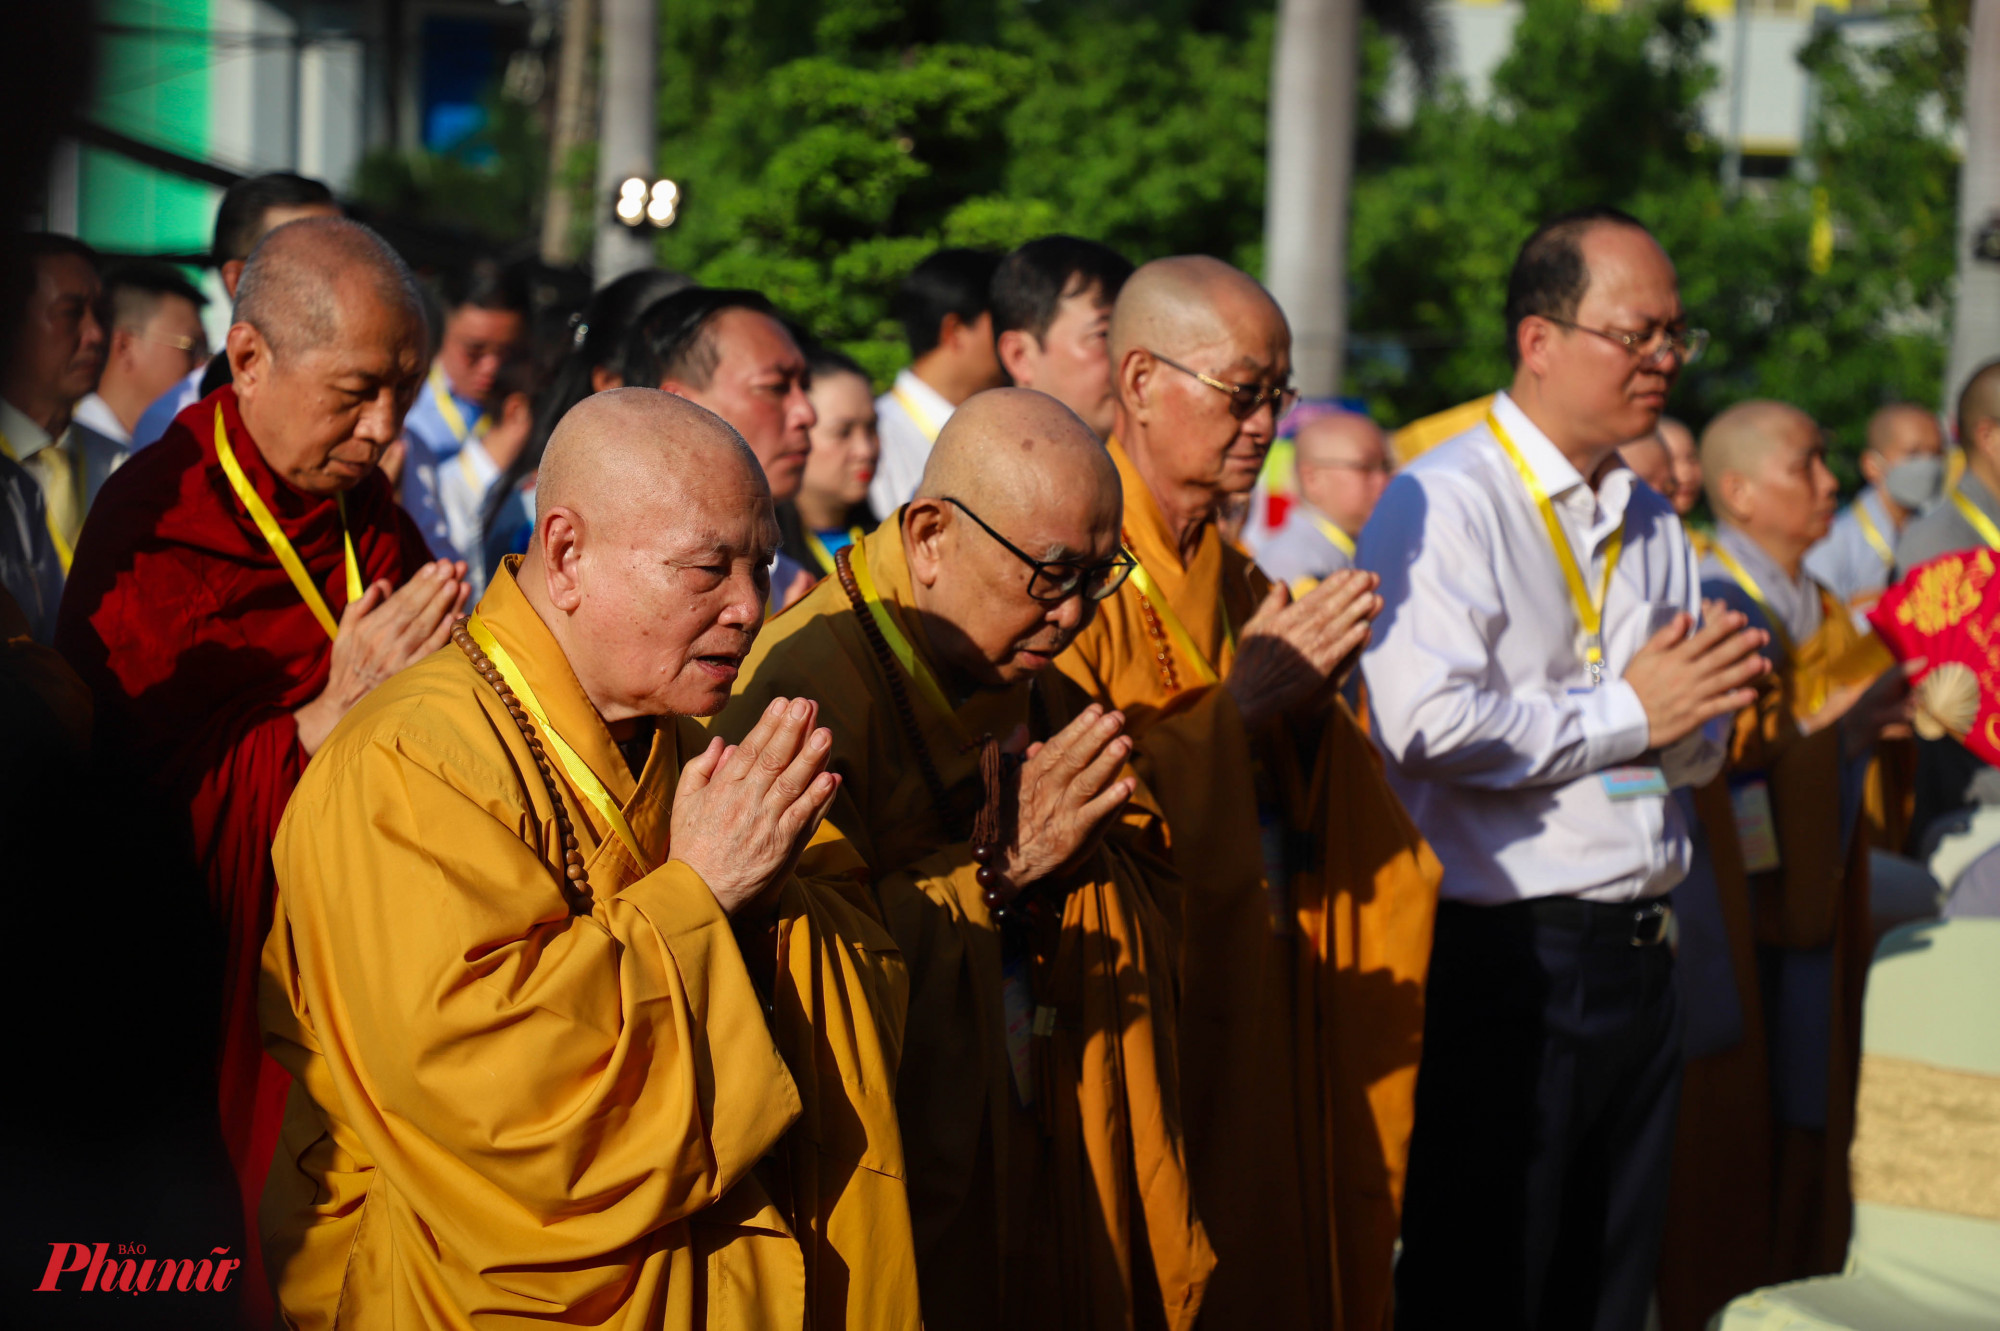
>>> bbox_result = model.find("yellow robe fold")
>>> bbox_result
[712,524,1213,1331]
[261,558,919,1330]
[1055,440,1440,1330]
[1658,583,1889,1331]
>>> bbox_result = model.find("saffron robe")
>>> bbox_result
[1657,575,1891,1330]
[1055,440,1440,1329]
[261,558,919,1329]
[55,385,430,1324]
[712,523,1214,1331]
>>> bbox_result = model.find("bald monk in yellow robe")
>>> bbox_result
[1056,256,1440,1328]
[1657,400,1909,1330]
[715,388,1213,1330]
[262,389,919,1329]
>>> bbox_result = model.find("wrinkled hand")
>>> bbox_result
[294,559,469,754]
[1223,570,1382,730]
[989,705,1137,904]
[1623,599,1769,749]
[670,698,841,918]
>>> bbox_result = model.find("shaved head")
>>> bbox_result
[524,388,777,721]
[1701,400,1837,560]
[1295,411,1392,536]
[1295,411,1386,469]
[233,216,425,362]
[1111,256,1294,520]
[916,387,1120,551]
[1619,429,1675,497]
[905,388,1125,688]
[1867,403,1943,460]
[1957,360,2000,448]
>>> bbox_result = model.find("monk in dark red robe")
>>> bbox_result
[57,218,465,1325]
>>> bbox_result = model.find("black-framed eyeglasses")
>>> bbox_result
[1538,316,1710,368]
[943,498,1137,603]
[1149,351,1299,421]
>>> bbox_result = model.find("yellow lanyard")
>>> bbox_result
[1488,410,1625,686]
[429,364,489,448]
[0,427,76,573]
[465,612,649,869]
[804,525,866,577]
[1125,536,1235,689]
[1950,486,2000,551]
[890,385,944,444]
[1306,510,1357,558]
[846,539,962,726]
[1854,500,1895,568]
[1707,542,1795,658]
[213,405,362,640]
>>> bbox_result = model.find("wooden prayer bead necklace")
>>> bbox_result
[452,619,594,915]
[834,546,1014,914]
[1123,527,1184,693]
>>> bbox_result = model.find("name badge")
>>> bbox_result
[1730,779,1782,874]
[1600,766,1669,801]
[1001,956,1037,1108]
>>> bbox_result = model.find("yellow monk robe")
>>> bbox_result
[1657,576,1892,1331]
[261,557,919,1330]
[1387,394,1494,466]
[1056,440,1440,1330]
[713,523,1213,1331]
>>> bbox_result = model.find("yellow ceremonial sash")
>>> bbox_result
[1949,486,2000,551]
[1487,409,1625,686]
[890,385,944,444]
[213,405,362,640]
[1124,536,1235,688]
[1307,510,1357,559]
[804,525,866,578]
[846,541,962,727]
[1707,541,1797,658]
[429,363,489,447]
[465,612,648,868]
[1855,501,1895,568]
[0,426,77,572]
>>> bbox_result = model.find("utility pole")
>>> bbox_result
[1947,0,2000,415]
[1264,0,1361,399]
[541,0,596,266]
[592,0,655,287]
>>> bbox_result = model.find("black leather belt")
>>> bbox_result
[1518,894,1675,947]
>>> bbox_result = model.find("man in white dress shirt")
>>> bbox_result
[869,248,1004,514]
[1359,208,1770,1331]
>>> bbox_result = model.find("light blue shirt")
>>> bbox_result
[131,365,205,449]
[1803,487,1897,606]
[400,371,489,562]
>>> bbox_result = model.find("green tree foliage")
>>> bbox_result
[1348,0,1959,476]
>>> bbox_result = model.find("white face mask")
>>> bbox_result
[1883,455,1945,510]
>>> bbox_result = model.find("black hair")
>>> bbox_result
[805,343,868,385]
[442,257,531,315]
[4,233,100,337]
[102,259,208,329]
[990,236,1134,342]
[1502,206,1650,368]
[891,248,1000,358]
[616,286,783,391]
[211,172,335,265]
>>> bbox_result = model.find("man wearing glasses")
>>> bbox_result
[1254,408,1395,594]
[1055,254,1439,1330]
[75,261,210,447]
[1359,207,1769,1331]
[714,388,1214,1329]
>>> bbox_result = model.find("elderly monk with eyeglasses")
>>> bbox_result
[1052,256,1441,1329]
[713,387,1215,1331]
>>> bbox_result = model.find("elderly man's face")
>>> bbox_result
[910,488,1122,689]
[572,464,775,718]
[11,253,106,408]
[229,276,427,495]
[670,309,815,503]
[1132,295,1291,500]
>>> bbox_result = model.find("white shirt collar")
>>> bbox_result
[73,392,130,446]
[891,367,956,425]
[0,397,56,460]
[1489,389,1636,535]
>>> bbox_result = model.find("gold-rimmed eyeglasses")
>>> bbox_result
[1538,317,1708,368]
[1148,351,1299,421]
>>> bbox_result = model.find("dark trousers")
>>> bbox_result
[1395,897,1684,1331]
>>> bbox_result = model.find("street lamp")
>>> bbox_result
[615,176,679,229]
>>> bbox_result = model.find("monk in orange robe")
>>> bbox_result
[56,218,467,1324]
[715,389,1213,1330]
[262,388,918,1328]
[1657,400,1909,1329]
[1055,256,1440,1328]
